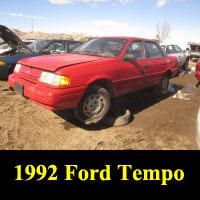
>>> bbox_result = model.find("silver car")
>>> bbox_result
[161,44,190,72]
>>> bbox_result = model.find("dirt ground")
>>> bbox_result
[0,67,200,150]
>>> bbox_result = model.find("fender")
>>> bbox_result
[86,75,115,96]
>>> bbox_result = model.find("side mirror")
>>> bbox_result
[123,53,136,62]
[42,48,50,54]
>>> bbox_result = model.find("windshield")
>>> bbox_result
[28,40,50,53]
[71,38,128,58]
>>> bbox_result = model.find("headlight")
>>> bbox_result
[14,64,22,73]
[0,61,6,67]
[39,72,70,87]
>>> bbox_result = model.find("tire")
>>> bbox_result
[154,74,169,97]
[74,85,111,125]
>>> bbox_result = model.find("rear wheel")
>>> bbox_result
[74,85,111,125]
[154,74,170,96]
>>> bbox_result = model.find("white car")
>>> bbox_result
[161,44,190,72]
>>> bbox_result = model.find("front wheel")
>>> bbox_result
[74,85,111,125]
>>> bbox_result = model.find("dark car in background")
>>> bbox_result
[0,25,83,79]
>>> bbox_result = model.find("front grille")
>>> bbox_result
[19,65,42,84]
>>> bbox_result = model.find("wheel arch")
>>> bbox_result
[166,70,172,78]
[86,78,114,97]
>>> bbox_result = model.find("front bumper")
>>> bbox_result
[8,73,87,110]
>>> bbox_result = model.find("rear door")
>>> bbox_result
[118,40,149,95]
[144,41,167,86]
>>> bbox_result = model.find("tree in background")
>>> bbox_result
[155,22,171,43]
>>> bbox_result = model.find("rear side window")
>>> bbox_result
[125,41,146,60]
[166,45,175,54]
[145,42,163,58]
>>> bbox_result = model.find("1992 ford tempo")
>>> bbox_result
[9,37,178,124]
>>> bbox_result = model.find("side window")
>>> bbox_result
[145,42,163,58]
[68,42,83,52]
[125,41,145,60]
[47,42,65,54]
[174,45,183,53]
[166,45,175,54]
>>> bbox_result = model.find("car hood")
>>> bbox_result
[0,25,31,52]
[19,53,105,72]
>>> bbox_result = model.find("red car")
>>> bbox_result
[9,37,178,124]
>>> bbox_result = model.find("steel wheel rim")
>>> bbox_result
[83,94,106,117]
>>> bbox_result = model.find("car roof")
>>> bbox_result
[100,36,158,42]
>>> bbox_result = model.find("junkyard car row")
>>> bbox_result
[0,25,83,79]
[0,24,199,125]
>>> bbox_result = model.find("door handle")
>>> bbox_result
[162,62,168,65]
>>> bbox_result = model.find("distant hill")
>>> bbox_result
[10,28,93,42]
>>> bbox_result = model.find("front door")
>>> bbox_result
[118,40,149,95]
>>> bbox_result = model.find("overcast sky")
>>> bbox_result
[0,0,199,48]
